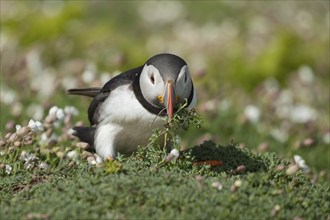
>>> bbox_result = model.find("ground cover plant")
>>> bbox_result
[1,1,329,219]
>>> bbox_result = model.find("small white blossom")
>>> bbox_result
[15,124,22,131]
[49,106,66,121]
[38,162,49,170]
[94,154,103,164]
[82,62,97,83]
[170,149,180,159]
[270,128,288,143]
[20,151,38,163]
[234,180,242,187]
[211,181,223,190]
[298,65,314,84]
[64,106,79,116]
[5,165,12,174]
[0,85,17,105]
[290,105,317,123]
[244,105,261,123]
[40,132,58,144]
[28,119,44,132]
[294,155,310,173]
[66,150,78,160]
[20,152,39,170]
[87,157,97,165]
[56,108,65,121]
[82,70,96,83]
[49,106,59,116]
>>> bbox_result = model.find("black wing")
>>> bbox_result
[88,66,143,125]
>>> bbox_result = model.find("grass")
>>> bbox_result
[1,141,329,219]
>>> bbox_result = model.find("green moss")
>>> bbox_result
[101,159,123,174]
[1,141,329,219]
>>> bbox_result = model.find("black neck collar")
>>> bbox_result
[132,72,194,117]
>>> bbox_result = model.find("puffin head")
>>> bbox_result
[139,53,194,119]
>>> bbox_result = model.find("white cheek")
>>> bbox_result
[188,89,197,108]
[140,64,164,104]
[175,66,191,99]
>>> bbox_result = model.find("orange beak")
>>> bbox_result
[164,80,176,119]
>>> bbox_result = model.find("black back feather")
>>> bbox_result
[67,88,101,98]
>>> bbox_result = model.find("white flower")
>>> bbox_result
[82,62,97,83]
[234,180,242,187]
[290,105,317,123]
[49,106,66,121]
[0,85,17,105]
[66,150,78,160]
[165,149,180,162]
[15,124,22,132]
[40,132,58,144]
[211,181,223,191]
[82,70,96,83]
[298,65,314,84]
[170,149,180,159]
[20,152,38,163]
[244,105,261,123]
[28,119,44,132]
[38,162,49,170]
[270,128,288,143]
[5,165,12,174]
[94,154,103,164]
[294,155,310,173]
[56,108,65,121]
[87,157,97,165]
[19,152,39,170]
[64,106,79,116]
[49,106,59,116]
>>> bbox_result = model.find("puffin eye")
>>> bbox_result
[150,74,155,84]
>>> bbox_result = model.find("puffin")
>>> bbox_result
[68,53,196,159]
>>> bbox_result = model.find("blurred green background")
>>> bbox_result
[0,1,329,176]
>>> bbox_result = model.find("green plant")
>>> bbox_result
[148,101,202,150]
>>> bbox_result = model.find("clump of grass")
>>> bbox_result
[100,159,123,174]
[149,101,202,150]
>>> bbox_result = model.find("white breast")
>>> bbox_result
[95,84,164,158]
